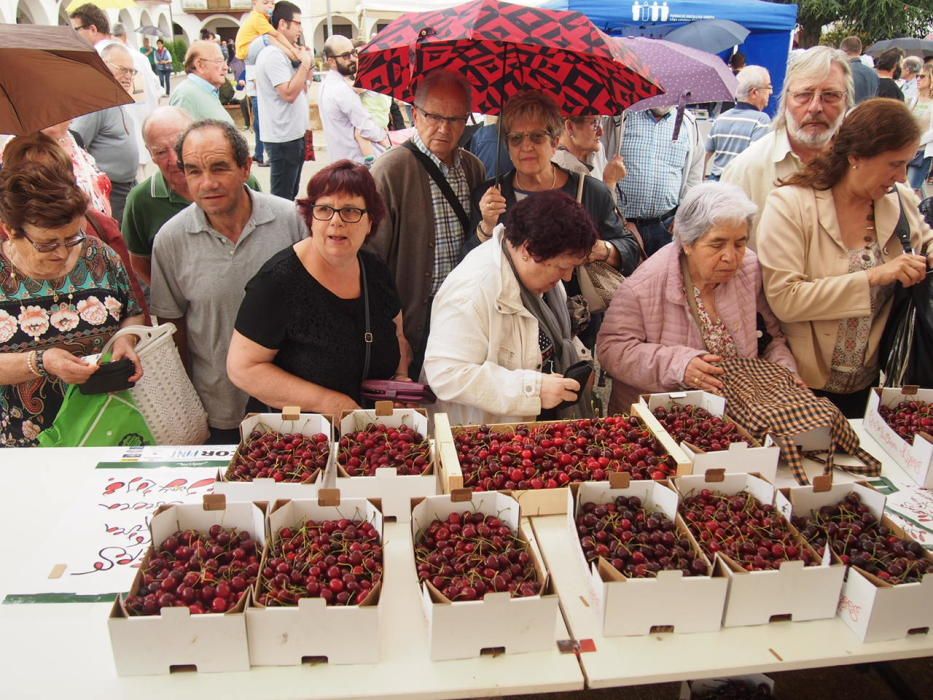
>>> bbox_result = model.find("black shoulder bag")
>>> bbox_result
[402,141,471,237]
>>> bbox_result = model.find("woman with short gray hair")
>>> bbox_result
[597,182,798,413]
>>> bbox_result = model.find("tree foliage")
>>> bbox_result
[775,0,933,47]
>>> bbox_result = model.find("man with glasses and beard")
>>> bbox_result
[722,46,854,247]
[255,1,313,199]
[319,35,388,165]
[368,70,486,380]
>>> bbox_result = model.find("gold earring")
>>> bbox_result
[521,254,529,262]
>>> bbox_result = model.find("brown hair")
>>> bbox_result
[501,90,564,141]
[68,3,109,34]
[0,136,88,232]
[781,98,920,191]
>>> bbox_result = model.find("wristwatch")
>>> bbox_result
[602,240,613,260]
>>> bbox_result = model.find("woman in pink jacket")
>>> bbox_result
[596,182,798,414]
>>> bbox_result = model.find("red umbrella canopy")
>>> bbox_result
[356,0,661,116]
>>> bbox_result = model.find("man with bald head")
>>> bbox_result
[123,106,262,285]
[71,42,140,224]
[319,33,388,164]
[169,40,234,124]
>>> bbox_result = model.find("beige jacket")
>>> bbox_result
[757,183,933,390]
[720,127,803,248]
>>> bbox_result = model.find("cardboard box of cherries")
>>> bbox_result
[108,495,265,675]
[214,408,332,502]
[434,412,690,516]
[568,473,728,636]
[778,477,933,643]
[635,391,781,482]
[327,402,437,522]
[863,386,933,488]
[411,490,560,660]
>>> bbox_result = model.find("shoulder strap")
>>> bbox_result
[892,187,912,254]
[360,255,372,384]
[403,140,471,237]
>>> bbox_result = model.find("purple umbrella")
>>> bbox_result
[616,37,738,112]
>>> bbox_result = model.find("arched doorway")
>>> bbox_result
[202,15,240,45]
[16,0,50,25]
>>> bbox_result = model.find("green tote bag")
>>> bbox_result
[37,383,155,447]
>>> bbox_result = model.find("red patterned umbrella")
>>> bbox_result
[355,0,662,116]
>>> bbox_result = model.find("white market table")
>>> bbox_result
[0,424,930,698]
[531,422,933,689]
[0,447,582,700]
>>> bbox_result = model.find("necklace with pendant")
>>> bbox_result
[5,241,75,305]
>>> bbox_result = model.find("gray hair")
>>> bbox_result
[413,69,473,112]
[773,46,854,132]
[100,42,133,64]
[735,65,770,100]
[141,106,194,145]
[673,182,757,247]
[175,119,250,169]
[112,23,126,38]
[903,56,923,77]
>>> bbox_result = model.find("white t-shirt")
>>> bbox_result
[255,44,309,143]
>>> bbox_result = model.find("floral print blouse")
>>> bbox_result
[0,238,141,446]
[690,285,739,359]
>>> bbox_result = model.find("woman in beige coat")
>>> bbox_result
[758,98,933,417]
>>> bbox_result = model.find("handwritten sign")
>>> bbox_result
[4,461,223,602]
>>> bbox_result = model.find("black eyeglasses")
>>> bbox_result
[333,49,359,60]
[415,105,470,126]
[311,205,367,223]
[18,229,87,253]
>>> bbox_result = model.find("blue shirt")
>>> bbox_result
[619,110,690,220]
[705,102,772,177]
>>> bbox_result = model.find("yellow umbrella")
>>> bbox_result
[66,0,137,12]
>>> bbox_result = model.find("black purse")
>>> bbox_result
[880,190,933,387]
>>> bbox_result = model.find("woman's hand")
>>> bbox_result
[683,354,726,393]
[602,156,627,190]
[479,185,507,234]
[792,373,808,389]
[110,335,144,383]
[540,373,580,409]
[43,348,99,385]
[391,374,419,408]
[867,253,927,287]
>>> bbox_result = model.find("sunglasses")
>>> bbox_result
[506,130,552,147]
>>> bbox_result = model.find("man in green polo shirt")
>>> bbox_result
[122,106,260,285]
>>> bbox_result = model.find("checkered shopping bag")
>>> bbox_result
[719,357,881,485]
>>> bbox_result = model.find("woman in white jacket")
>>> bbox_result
[423,190,596,425]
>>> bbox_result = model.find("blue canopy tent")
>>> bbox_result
[545,1,798,114]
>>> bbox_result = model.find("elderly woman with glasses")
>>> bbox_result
[0,160,144,446]
[227,160,411,414]
[597,182,797,414]
[758,99,933,417]
[464,91,642,346]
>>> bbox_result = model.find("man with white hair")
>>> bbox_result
[721,46,853,245]
[71,42,140,224]
[704,66,773,180]
[170,40,235,124]
[900,55,923,107]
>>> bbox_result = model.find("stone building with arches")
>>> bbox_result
[2,0,173,46]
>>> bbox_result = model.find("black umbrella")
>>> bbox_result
[867,37,933,58]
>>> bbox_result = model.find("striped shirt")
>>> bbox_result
[705,102,772,177]
[411,132,471,295]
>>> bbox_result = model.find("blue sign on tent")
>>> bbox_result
[546,0,799,115]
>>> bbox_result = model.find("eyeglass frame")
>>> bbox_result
[106,62,139,77]
[414,105,470,127]
[310,205,369,223]
[505,130,554,147]
[16,228,87,253]
[332,49,359,60]
[788,89,847,106]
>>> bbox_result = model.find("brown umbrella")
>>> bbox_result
[0,24,133,136]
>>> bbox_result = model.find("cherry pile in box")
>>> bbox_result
[256,517,383,606]
[651,404,747,452]
[879,399,933,444]
[414,511,540,600]
[681,489,816,571]
[336,422,430,477]
[454,416,677,490]
[124,524,260,616]
[576,495,708,578]
[225,429,329,483]
[791,491,930,584]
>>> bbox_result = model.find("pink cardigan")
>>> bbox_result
[596,242,797,414]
